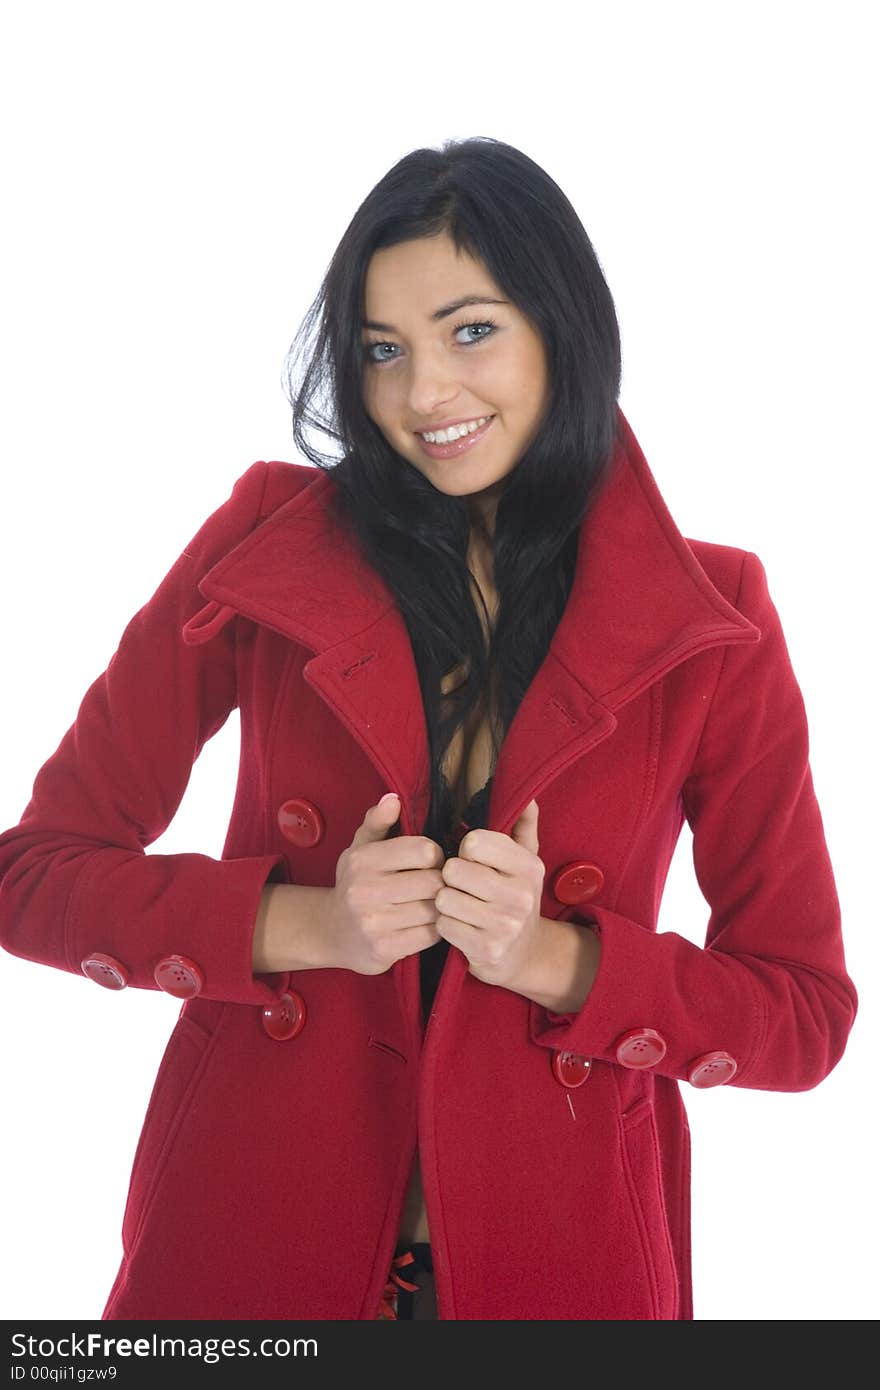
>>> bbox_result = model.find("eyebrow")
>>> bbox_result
[361,295,509,333]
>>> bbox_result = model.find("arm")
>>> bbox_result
[528,550,857,1092]
[502,915,601,1015]
[251,883,337,973]
[0,460,298,1007]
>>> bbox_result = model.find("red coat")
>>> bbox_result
[0,408,856,1320]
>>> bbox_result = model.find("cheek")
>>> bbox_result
[504,363,547,429]
[364,372,401,426]
[473,343,529,402]
[361,373,378,418]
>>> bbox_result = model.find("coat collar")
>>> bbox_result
[194,407,760,835]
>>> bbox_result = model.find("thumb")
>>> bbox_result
[510,797,540,856]
[352,791,400,846]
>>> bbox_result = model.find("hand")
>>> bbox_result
[327,793,445,975]
[434,798,546,990]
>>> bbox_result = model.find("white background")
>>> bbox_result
[0,0,876,1322]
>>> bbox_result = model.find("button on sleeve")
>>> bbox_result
[80,952,129,989]
[154,954,204,999]
[687,1051,738,1087]
[614,1027,667,1069]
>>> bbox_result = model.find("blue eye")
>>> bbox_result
[451,317,497,344]
[363,318,498,366]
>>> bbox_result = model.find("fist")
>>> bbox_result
[434,798,546,988]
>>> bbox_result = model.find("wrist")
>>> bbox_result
[508,916,600,1013]
[252,883,336,973]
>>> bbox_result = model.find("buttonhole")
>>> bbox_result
[367,1036,408,1064]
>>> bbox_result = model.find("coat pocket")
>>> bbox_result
[121,1013,216,1257]
[617,1095,679,1320]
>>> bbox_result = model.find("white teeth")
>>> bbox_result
[421,415,492,444]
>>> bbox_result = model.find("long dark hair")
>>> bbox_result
[282,136,622,846]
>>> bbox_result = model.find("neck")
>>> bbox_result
[465,479,503,538]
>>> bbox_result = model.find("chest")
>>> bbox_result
[438,578,500,823]
[439,670,496,823]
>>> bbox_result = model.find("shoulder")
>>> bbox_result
[256,459,325,520]
[215,457,323,521]
[686,538,795,664]
[181,459,322,573]
[685,537,770,615]
[686,538,747,599]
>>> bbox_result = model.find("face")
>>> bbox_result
[360,232,551,532]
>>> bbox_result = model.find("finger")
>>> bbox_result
[351,818,444,871]
[375,838,445,871]
[458,827,539,879]
[434,885,498,931]
[509,798,540,857]
[380,867,446,904]
[380,899,445,929]
[436,914,502,966]
[441,857,501,902]
[350,793,401,848]
[387,922,443,959]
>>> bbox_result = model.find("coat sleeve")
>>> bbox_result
[0,459,292,1008]
[529,549,857,1092]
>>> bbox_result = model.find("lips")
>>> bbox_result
[415,414,493,440]
[415,414,496,460]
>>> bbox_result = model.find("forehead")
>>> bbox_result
[363,233,497,309]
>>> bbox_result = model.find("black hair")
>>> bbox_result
[282,135,621,847]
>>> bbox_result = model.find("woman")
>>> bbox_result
[0,137,857,1320]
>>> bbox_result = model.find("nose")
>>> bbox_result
[404,350,461,419]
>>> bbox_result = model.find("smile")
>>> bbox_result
[416,415,496,459]
[418,415,494,443]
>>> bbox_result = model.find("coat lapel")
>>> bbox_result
[193,407,760,838]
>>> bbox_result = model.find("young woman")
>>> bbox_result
[0,136,857,1320]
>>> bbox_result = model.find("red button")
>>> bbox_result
[615,1027,667,1069]
[277,799,325,848]
[262,990,307,1041]
[80,952,128,989]
[551,1050,592,1088]
[687,1051,738,1087]
[153,954,204,999]
[552,861,605,905]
